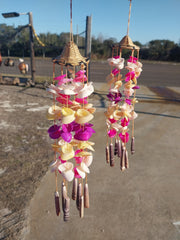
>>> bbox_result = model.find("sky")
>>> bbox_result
[0,0,180,45]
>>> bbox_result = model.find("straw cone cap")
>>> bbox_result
[53,41,88,66]
[119,35,140,50]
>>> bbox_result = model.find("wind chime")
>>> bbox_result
[105,0,143,170]
[47,0,95,221]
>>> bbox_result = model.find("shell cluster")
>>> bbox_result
[105,55,142,170]
[47,63,95,220]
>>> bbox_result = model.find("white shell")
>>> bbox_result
[107,57,124,69]
[47,84,60,95]
[61,108,75,124]
[76,168,86,179]
[82,155,93,167]
[77,162,90,175]
[76,82,94,98]
[75,109,93,124]
[129,111,138,120]
[48,105,61,115]
[58,162,74,182]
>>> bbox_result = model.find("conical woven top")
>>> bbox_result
[119,35,140,50]
[53,41,88,66]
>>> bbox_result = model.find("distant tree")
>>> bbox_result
[169,45,180,61]
[148,39,176,60]
[133,41,142,48]
[1,23,180,61]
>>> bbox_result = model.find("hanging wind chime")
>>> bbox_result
[47,0,95,221]
[105,0,143,170]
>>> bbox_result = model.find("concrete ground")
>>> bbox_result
[24,84,180,240]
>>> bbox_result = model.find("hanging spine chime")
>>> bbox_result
[105,0,143,170]
[47,0,95,221]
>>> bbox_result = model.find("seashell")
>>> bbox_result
[76,183,82,210]
[51,144,60,152]
[48,105,61,115]
[50,159,57,167]
[76,163,90,179]
[76,82,94,98]
[64,196,70,222]
[113,110,123,120]
[83,154,93,167]
[129,111,138,120]
[57,139,66,146]
[84,103,93,109]
[79,162,90,173]
[72,178,78,200]
[62,182,67,212]
[50,159,60,172]
[60,143,75,161]
[131,137,135,154]
[60,150,74,161]
[47,84,60,95]
[125,149,129,169]
[115,80,123,88]
[76,168,86,179]
[75,109,94,124]
[118,140,122,158]
[60,83,76,95]
[58,162,74,182]
[124,88,134,98]
[84,103,96,114]
[120,147,126,171]
[109,143,114,167]
[114,139,118,156]
[61,107,75,124]
[47,105,61,120]
[75,151,91,157]
[80,196,84,218]
[84,183,89,208]
[77,142,94,152]
[106,146,110,163]
[54,191,60,216]
[88,107,96,114]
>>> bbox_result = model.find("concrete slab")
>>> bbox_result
[24,85,180,240]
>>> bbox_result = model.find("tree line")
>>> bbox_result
[0,24,180,62]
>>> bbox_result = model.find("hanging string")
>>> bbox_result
[131,49,135,138]
[127,0,132,36]
[70,0,73,42]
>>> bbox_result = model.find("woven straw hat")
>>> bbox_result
[119,35,140,50]
[53,41,88,66]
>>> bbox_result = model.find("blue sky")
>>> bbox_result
[0,0,180,44]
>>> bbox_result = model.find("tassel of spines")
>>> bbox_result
[84,183,89,208]
[131,137,135,154]
[125,149,129,169]
[106,145,110,163]
[120,147,126,171]
[80,196,84,218]
[54,191,60,216]
[114,138,118,156]
[64,196,70,222]
[72,178,78,200]
[76,182,82,210]
[118,139,122,158]
[62,181,67,212]
[109,143,114,167]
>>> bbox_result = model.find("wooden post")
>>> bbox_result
[85,16,92,59]
[85,16,92,81]
[28,12,35,85]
